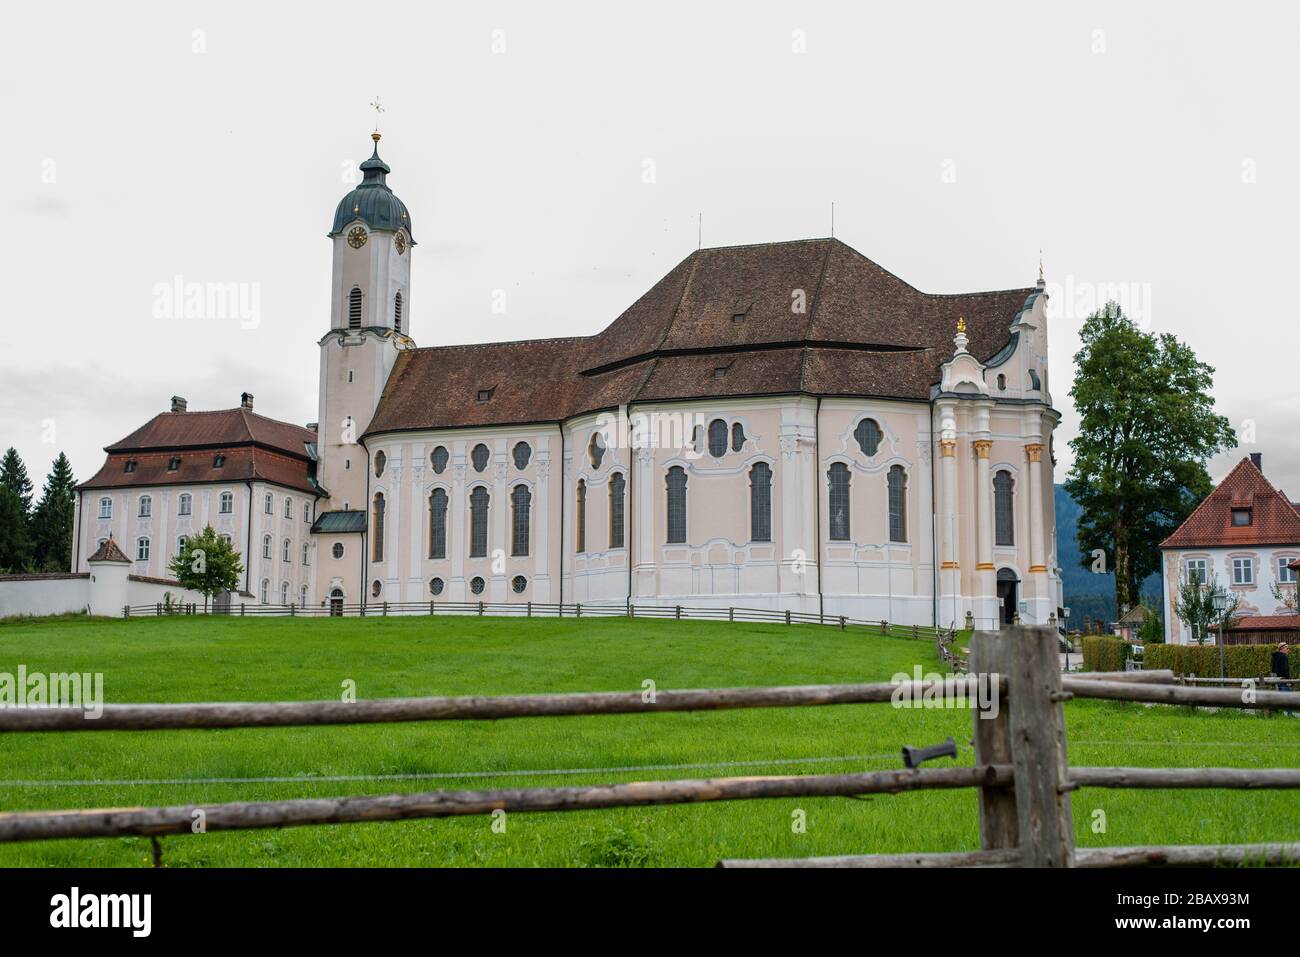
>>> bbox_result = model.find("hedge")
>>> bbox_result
[1143,643,1299,679]
[1082,635,1131,672]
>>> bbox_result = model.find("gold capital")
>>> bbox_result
[1025,443,1044,463]
[940,439,957,457]
[973,439,992,459]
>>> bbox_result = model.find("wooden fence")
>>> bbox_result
[0,626,1297,866]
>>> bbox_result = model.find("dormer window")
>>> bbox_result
[714,366,727,379]
[1231,507,1252,527]
[476,388,494,403]
[167,457,181,471]
[213,454,225,468]
[123,459,137,473]
[731,313,746,322]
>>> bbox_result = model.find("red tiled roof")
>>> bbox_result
[366,238,1037,436]
[106,408,315,455]
[1227,614,1300,632]
[87,538,131,563]
[1160,457,1300,549]
[78,447,317,494]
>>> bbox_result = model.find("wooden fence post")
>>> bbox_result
[970,629,1018,852]
[675,605,682,620]
[1005,624,1075,866]
[839,616,846,630]
[123,605,130,618]
[785,610,791,625]
[576,603,582,619]
[527,601,532,618]
[478,602,484,616]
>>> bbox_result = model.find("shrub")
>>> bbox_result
[1082,635,1130,672]
[1144,642,1299,678]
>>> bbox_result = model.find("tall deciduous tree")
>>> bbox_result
[1065,303,1237,613]
[167,525,244,611]
[31,453,77,571]
[0,447,35,572]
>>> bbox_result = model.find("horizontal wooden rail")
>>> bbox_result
[0,765,1013,843]
[1068,767,1300,790]
[1067,669,1174,684]
[1064,678,1300,710]
[719,842,1300,868]
[0,678,1004,733]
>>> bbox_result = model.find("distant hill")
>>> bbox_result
[1055,484,1160,627]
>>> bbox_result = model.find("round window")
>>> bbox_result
[332,542,344,560]
[374,451,386,477]
[511,575,527,594]
[429,577,445,596]
[469,576,486,595]
[371,580,382,598]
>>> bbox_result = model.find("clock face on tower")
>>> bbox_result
[394,231,407,255]
[347,226,368,249]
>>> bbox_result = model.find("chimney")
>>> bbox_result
[240,392,254,411]
[170,396,187,413]
[1250,452,1262,471]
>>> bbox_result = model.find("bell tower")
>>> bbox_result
[316,131,415,515]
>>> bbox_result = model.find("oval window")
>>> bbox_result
[429,577,445,596]
[471,444,490,472]
[332,542,344,560]
[431,446,449,473]
[374,451,386,477]
[512,575,527,594]
[470,576,486,595]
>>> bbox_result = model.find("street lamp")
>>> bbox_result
[1212,591,1230,679]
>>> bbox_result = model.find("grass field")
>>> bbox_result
[0,613,1298,867]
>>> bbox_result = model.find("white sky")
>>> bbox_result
[2,1,1296,498]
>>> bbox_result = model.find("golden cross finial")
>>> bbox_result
[1038,248,1044,283]
[956,316,966,334]
[369,96,385,132]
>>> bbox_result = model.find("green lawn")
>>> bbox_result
[0,613,1297,867]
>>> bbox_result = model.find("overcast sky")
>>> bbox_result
[2,1,1296,499]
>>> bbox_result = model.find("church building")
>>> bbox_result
[73,131,1063,628]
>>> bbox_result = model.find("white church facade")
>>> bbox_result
[69,131,1063,629]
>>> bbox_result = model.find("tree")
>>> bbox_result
[1271,571,1298,616]
[167,525,244,612]
[1173,569,1239,645]
[0,448,35,572]
[1065,303,1237,614]
[31,453,77,571]
[1136,601,1164,644]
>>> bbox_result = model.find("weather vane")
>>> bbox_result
[370,96,385,133]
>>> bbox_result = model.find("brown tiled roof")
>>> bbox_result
[1160,457,1300,549]
[1227,614,1300,632]
[87,538,131,563]
[106,408,315,455]
[366,238,1037,436]
[78,447,317,495]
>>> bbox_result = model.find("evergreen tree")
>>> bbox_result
[0,448,35,572]
[1065,303,1237,614]
[31,453,77,571]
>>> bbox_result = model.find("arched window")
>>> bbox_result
[98,497,112,519]
[471,444,490,472]
[707,419,728,458]
[264,493,273,515]
[994,470,1015,546]
[136,537,150,561]
[854,418,882,457]
[588,433,605,469]
[280,582,289,605]
[511,484,531,556]
[178,493,192,516]
[469,486,489,557]
[429,488,448,559]
[177,535,187,553]
[372,493,385,562]
[138,495,152,518]
[300,584,308,606]
[749,462,773,542]
[394,291,403,334]
[348,286,363,329]
[304,502,311,522]
[827,462,851,541]
[431,446,449,473]
[302,542,309,565]
[887,465,908,543]
[284,497,293,519]
[219,491,233,514]
[262,534,272,559]
[282,538,291,562]
[260,579,270,604]
[575,480,587,553]
[513,442,531,470]
[666,467,688,543]
[731,422,746,452]
[609,472,626,548]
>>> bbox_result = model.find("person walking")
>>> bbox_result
[1272,642,1293,716]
